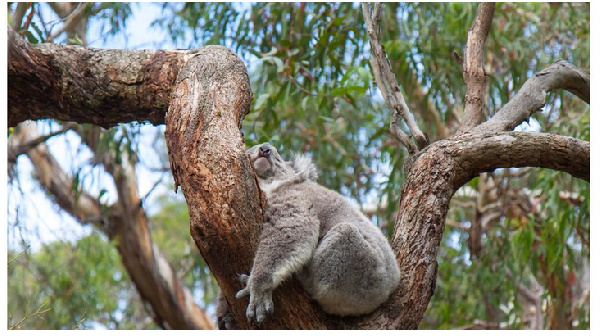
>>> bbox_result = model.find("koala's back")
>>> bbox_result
[270,180,401,316]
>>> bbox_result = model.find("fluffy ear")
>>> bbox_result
[289,154,318,181]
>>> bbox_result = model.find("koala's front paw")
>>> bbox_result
[235,273,274,323]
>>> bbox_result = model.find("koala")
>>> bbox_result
[228,142,400,324]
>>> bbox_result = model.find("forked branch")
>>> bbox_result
[362,2,428,154]
[458,3,496,133]
[472,59,590,134]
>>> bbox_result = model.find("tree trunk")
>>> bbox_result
[8,26,590,329]
[11,122,214,330]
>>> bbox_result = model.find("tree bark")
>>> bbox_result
[163,45,330,330]
[387,130,589,329]
[459,3,495,132]
[8,25,590,330]
[472,59,590,135]
[7,26,190,127]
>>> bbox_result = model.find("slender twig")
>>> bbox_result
[48,3,88,43]
[19,3,36,36]
[9,300,52,330]
[362,3,428,154]
[8,123,77,164]
[458,3,496,133]
[11,2,29,30]
[141,173,166,204]
[8,246,30,267]
[71,309,88,330]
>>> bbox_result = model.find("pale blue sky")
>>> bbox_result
[7,3,192,252]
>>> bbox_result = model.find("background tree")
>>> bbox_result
[7,2,589,330]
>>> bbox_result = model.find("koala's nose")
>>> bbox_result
[259,145,271,157]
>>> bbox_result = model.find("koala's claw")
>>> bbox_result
[235,274,251,299]
[235,273,274,323]
[238,273,250,285]
[246,292,274,323]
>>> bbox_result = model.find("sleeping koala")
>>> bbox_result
[234,143,400,324]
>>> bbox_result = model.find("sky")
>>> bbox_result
[3,3,210,329]
[6,3,191,253]
[2,2,598,331]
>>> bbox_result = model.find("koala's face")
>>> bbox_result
[246,142,286,179]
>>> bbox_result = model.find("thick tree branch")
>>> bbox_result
[7,26,192,127]
[12,123,104,223]
[165,45,270,329]
[459,3,495,132]
[74,124,213,330]
[362,2,428,153]
[386,130,588,329]
[458,132,589,182]
[164,44,393,330]
[472,59,590,134]
[12,122,213,330]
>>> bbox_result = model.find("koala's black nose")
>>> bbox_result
[259,145,271,157]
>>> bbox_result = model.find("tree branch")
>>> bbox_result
[385,129,588,329]
[11,2,30,30]
[7,26,191,127]
[457,131,589,182]
[362,2,428,153]
[13,122,214,330]
[472,59,590,134]
[48,2,89,43]
[73,124,214,330]
[7,123,76,165]
[458,3,495,133]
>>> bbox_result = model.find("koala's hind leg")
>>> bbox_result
[299,223,390,316]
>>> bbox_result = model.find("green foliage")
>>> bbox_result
[7,233,131,329]
[154,2,589,329]
[9,1,589,330]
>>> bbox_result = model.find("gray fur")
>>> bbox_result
[232,143,400,323]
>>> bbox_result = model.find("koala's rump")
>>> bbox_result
[289,182,400,316]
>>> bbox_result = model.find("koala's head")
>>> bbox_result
[246,142,291,180]
[247,142,319,183]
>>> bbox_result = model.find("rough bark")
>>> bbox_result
[164,45,336,330]
[375,130,589,329]
[8,23,590,329]
[7,26,190,127]
[360,2,589,329]
[164,45,263,329]
[459,3,495,132]
[10,122,214,330]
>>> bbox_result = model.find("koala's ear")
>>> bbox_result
[290,154,318,181]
